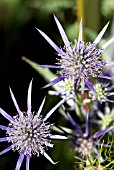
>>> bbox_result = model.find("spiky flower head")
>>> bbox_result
[37,15,114,95]
[57,110,113,158]
[0,80,66,170]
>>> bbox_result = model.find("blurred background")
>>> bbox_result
[0,0,114,169]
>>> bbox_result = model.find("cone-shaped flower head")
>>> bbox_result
[0,80,66,170]
[37,15,114,95]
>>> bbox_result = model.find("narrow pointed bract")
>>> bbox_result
[67,113,83,135]
[26,154,30,170]
[48,135,67,140]
[39,64,62,68]
[102,37,114,50]
[9,88,23,117]
[90,126,114,139]
[74,78,78,94]
[77,19,83,50]
[27,79,32,115]
[0,108,15,123]
[37,97,46,117]
[0,125,11,131]
[15,151,25,170]
[84,77,97,95]
[105,61,114,66]
[96,74,114,80]
[42,75,68,89]
[0,145,13,156]
[42,151,58,165]
[93,22,109,44]
[43,98,65,121]
[0,137,8,142]
[36,28,65,56]
[54,15,72,51]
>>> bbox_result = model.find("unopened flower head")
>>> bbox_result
[97,103,114,130]
[49,77,76,109]
[0,80,66,170]
[49,77,74,97]
[62,77,74,95]
[88,82,114,103]
[37,15,114,95]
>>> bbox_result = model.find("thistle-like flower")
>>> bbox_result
[36,15,114,95]
[57,109,113,158]
[0,80,66,170]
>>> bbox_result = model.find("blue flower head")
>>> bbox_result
[37,15,114,95]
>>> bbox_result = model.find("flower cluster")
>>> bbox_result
[1,15,114,170]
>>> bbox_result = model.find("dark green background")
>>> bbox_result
[0,0,114,169]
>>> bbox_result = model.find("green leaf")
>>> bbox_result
[22,56,57,83]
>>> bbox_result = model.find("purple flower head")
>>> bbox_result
[58,110,113,157]
[0,80,66,170]
[36,15,114,95]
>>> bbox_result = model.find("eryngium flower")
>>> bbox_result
[58,110,113,157]
[36,15,114,95]
[0,80,66,170]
